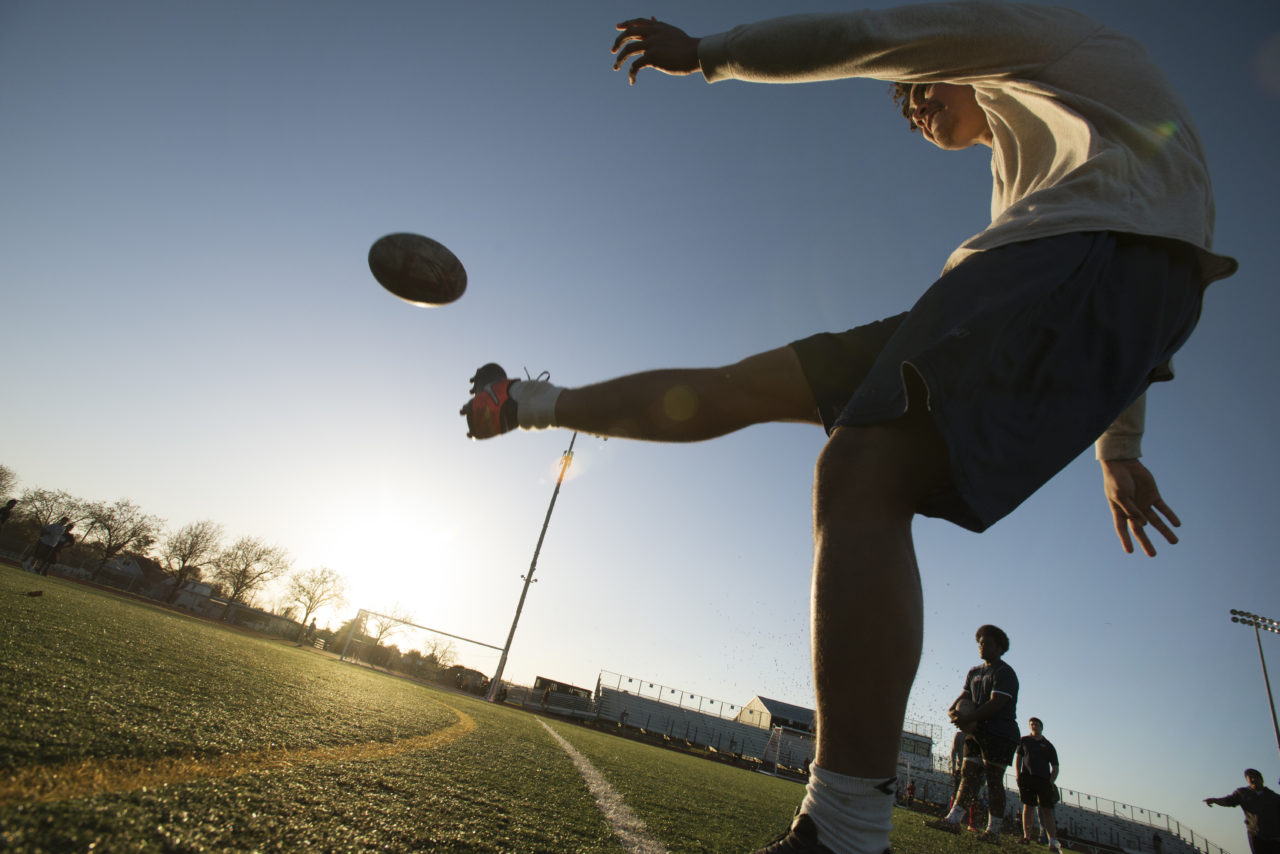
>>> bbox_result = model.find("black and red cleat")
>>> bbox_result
[460,363,519,439]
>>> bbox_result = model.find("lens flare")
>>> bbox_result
[1256,31,1280,97]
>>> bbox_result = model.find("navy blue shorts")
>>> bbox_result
[790,232,1205,532]
[963,731,1018,769]
[1017,773,1060,807]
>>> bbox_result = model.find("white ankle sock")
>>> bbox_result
[987,817,1002,834]
[944,803,965,823]
[509,379,562,431]
[798,764,895,854]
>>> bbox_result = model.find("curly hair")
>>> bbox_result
[890,82,923,132]
[976,624,1010,655]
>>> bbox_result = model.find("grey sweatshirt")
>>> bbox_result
[697,1,1238,458]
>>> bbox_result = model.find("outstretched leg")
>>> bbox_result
[464,346,821,441]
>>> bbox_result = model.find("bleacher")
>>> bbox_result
[532,670,1229,854]
[595,684,775,757]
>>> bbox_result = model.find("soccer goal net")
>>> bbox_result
[762,725,816,774]
[336,608,504,696]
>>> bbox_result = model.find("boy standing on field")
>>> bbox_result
[928,626,1019,842]
[1014,716,1062,849]
[461,4,1236,852]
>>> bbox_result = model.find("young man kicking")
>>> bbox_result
[461,5,1236,852]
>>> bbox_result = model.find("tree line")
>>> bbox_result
[0,463,346,628]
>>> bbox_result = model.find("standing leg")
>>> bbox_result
[1040,805,1060,849]
[984,763,1008,834]
[796,401,951,853]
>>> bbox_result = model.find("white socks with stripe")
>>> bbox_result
[799,764,895,853]
[510,379,563,431]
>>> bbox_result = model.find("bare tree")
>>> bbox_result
[285,566,347,628]
[83,499,164,572]
[422,636,457,670]
[210,537,291,608]
[0,464,16,498]
[160,520,224,601]
[19,488,91,529]
[367,605,413,648]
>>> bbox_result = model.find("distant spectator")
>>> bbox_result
[1015,716,1062,850]
[905,780,916,807]
[297,618,318,647]
[0,498,16,532]
[23,516,69,574]
[1205,768,1280,854]
[43,524,75,575]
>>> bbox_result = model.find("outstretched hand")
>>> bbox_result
[1100,458,1181,557]
[612,18,701,85]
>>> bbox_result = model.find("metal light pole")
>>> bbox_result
[1229,609,1280,761]
[487,432,577,702]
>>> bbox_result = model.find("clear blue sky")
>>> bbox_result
[3,1,1278,850]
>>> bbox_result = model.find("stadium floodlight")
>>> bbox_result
[1230,609,1280,761]
[486,432,578,703]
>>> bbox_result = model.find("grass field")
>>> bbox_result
[0,565,989,852]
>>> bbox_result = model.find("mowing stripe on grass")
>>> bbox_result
[538,719,670,854]
[0,706,476,806]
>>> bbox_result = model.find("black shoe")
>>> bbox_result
[755,814,836,854]
[754,812,891,854]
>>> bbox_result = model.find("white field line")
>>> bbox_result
[538,719,671,854]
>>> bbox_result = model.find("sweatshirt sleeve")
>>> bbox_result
[1095,393,1146,461]
[697,1,1099,86]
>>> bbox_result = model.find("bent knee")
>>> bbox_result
[814,423,950,515]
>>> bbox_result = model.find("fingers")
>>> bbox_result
[1110,488,1181,557]
[1153,498,1182,529]
[1116,502,1159,556]
[1111,505,1135,554]
[1130,517,1158,557]
[610,40,649,84]
[612,39,645,66]
[612,18,655,85]
[1146,512,1179,547]
[611,17,655,55]
[1126,495,1180,554]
